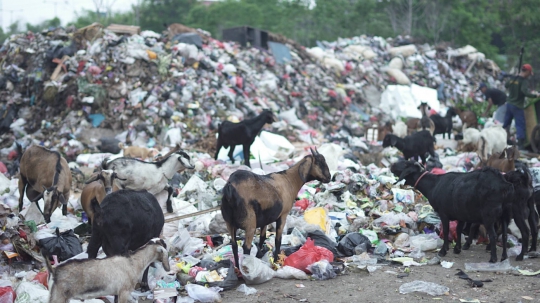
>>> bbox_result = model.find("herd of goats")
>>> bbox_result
[8,107,540,302]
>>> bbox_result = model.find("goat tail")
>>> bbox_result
[220,182,235,224]
[90,198,102,223]
[15,142,23,161]
[41,250,54,275]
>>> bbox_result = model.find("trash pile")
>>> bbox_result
[0,22,535,303]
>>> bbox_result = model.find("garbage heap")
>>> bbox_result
[0,23,502,164]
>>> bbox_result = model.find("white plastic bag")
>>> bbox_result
[184,284,221,303]
[236,284,257,295]
[240,255,275,285]
[275,266,309,280]
[409,234,439,251]
[14,282,48,303]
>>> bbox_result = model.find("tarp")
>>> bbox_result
[268,42,292,64]
[379,84,440,120]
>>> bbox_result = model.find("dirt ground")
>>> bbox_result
[219,244,540,303]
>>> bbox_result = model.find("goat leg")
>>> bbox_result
[463,223,480,250]
[256,225,268,258]
[140,266,150,292]
[227,147,235,164]
[243,144,251,168]
[438,217,449,257]
[118,290,131,303]
[527,196,538,252]
[214,142,222,160]
[242,223,255,256]
[273,216,286,262]
[453,221,464,254]
[501,219,508,261]
[487,223,498,263]
[227,223,240,268]
[166,185,174,213]
[17,177,26,212]
[513,208,530,261]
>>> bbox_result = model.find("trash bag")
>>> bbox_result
[0,286,15,303]
[200,260,238,291]
[99,137,121,154]
[306,260,337,280]
[239,255,275,285]
[281,245,302,256]
[275,266,309,280]
[184,284,221,303]
[337,233,371,257]
[307,230,339,257]
[283,238,334,273]
[38,228,83,261]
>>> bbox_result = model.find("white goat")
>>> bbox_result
[462,128,481,148]
[478,125,507,161]
[104,151,194,212]
[393,120,408,138]
[44,238,170,303]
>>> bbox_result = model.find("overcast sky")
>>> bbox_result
[1,0,139,31]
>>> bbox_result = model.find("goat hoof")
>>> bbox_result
[166,204,173,213]
[489,257,497,263]
[453,247,461,254]
[515,255,524,261]
[529,248,537,252]
[462,243,470,250]
[438,250,447,257]
[501,254,507,262]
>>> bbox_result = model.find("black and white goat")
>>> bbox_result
[18,145,72,223]
[104,150,194,212]
[45,238,169,303]
[215,109,276,168]
[221,148,331,268]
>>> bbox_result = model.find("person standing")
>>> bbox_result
[503,64,539,150]
[478,83,507,123]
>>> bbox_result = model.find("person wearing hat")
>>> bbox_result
[479,83,507,122]
[503,63,539,150]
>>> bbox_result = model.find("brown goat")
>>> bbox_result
[18,145,72,223]
[418,102,435,135]
[221,148,331,268]
[118,142,156,160]
[485,145,520,172]
[80,168,124,225]
[406,118,420,135]
[454,108,478,130]
[377,122,394,142]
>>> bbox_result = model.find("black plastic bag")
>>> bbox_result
[306,230,338,258]
[198,259,238,290]
[337,233,371,257]
[38,228,83,261]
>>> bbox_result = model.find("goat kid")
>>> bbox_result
[382,130,436,165]
[221,148,331,268]
[18,145,72,223]
[104,150,194,213]
[418,102,435,135]
[45,238,169,303]
[215,109,276,168]
[391,160,513,263]
[477,126,507,161]
[118,142,157,160]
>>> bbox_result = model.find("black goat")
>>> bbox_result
[430,114,452,139]
[215,109,276,168]
[87,189,164,290]
[391,160,513,263]
[382,130,435,165]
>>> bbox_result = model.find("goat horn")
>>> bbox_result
[315,147,319,155]
[310,147,315,155]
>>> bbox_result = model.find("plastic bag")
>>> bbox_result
[464,259,513,272]
[306,260,336,280]
[236,284,257,295]
[306,230,338,257]
[359,229,379,244]
[38,228,83,261]
[239,255,275,285]
[409,234,438,252]
[200,260,238,291]
[182,237,205,256]
[399,280,449,296]
[275,266,309,280]
[184,284,221,303]
[283,238,334,273]
[303,207,328,232]
[31,272,48,289]
[337,233,370,257]
[0,287,15,303]
[14,282,48,303]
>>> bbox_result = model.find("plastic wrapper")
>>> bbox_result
[239,255,275,285]
[306,260,336,280]
[275,266,309,280]
[185,284,221,303]
[236,284,257,295]
[284,238,334,273]
[399,280,449,296]
[464,259,513,272]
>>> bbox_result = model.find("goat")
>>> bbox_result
[214,109,276,168]
[485,145,519,172]
[451,107,478,130]
[45,238,169,303]
[118,142,157,160]
[377,122,393,141]
[87,189,165,290]
[221,148,331,267]
[418,102,435,135]
[103,150,194,213]
[391,160,513,263]
[80,165,125,225]
[153,143,181,162]
[462,127,481,150]
[393,120,408,138]
[406,118,420,135]
[18,145,72,223]
[477,125,507,161]
[382,131,436,165]
[430,114,451,139]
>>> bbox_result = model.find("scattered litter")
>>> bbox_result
[455,269,492,288]
[518,269,540,276]
[399,280,450,296]
[295,284,305,288]
[464,259,514,272]
[236,284,257,295]
[441,261,454,269]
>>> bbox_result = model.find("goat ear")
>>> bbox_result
[499,150,507,159]
[32,192,44,202]
[59,194,67,205]
[85,174,99,184]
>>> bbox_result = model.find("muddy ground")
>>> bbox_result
[218,244,540,303]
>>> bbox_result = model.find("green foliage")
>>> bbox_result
[26,17,61,33]
[69,10,135,29]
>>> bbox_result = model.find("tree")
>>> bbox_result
[26,17,62,33]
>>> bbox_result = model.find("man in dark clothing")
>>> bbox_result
[479,83,507,122]
[503,63,539,150]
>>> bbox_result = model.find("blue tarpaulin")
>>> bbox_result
[268,42,292,65]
